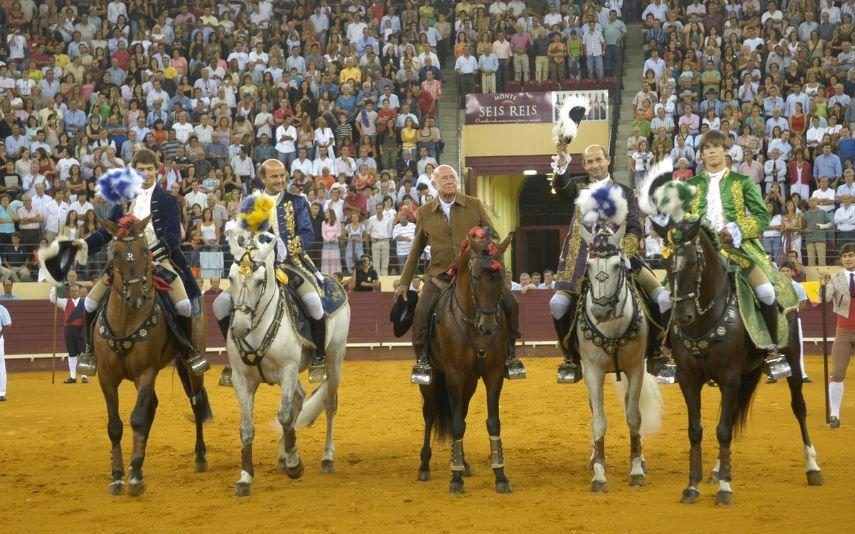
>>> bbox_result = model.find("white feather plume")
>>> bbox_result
[576,181,628,227]
[654,181,697,223]
[552,94,590,145]
[637,157,674,216]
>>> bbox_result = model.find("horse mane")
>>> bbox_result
[696,219,721,250]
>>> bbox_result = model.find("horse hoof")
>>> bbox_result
[107,481,125,496]
[806,470,824,486]
[495,481,513,494]
[234,483,251,497]
[417,470,430,482]
[590,481,608,493]
[680,488,700,504]
[449,481,464,495]
[128,481,146,497]
[629,474,646,487]
[708,472,719,484]
[195,460,208,473]
[320,460,335,474]
[715,491,733,506]
[285,460,305,480]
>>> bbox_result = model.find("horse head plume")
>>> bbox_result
[239,194,275,233]
[97,167,145,204]
[654,181,697,223]
[576,181,628,227]
[637,157,675,217]
[552,95,590,146]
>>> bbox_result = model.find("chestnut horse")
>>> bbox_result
[95,215,211,496]
[417,226,514,494]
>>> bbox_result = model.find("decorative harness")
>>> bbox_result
[578,234,641,379]
[662,228,737,357]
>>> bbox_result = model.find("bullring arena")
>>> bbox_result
[2,293,854,533]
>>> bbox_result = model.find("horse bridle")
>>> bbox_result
[663,232,720,317]
[114,234,152,306]
[232,249,279,335]
[452,253,503,328]
[588,247,628,310]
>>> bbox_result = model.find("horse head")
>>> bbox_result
[654,216,706,327]
[228,231,278,339]
[103,215,153,310]
[459,226,512,336]
[581,222,628,322]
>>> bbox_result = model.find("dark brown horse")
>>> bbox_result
[652,218,822,506]
[417,226,514,494]
[95,215,211,496]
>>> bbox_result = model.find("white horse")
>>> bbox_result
[577,223,663,493]
[226,231,350,497]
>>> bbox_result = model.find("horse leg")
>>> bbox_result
[418,383,435,482]
[714,378,740,506]
[233,368,259,497]
[321,345,343,474]
[485,372,511,494]
[446,375,470,495]
[186,366,210,473]
[786,351,824,486]
[128,370,158,497]
[584,365,608,493]
[626,366,646,487]
[278,362,306,479]
[99,373,125,495]
[679,376,703,504]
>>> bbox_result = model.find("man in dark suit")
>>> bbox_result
[213,159,329,386]
[75,148,209,376]
[394,164,524,384]
[396,150,418,178]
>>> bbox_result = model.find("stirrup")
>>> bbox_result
[186,351,211,376]
[308,354,327,383]
[505,357,527,380]
[764,351,792,380]
[656,359,677,384]
[410,358,432,385]
[557,358,582,384]
[218,366,233,388]
[76,351,97,376]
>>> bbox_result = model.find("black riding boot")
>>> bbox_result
[76,311,98,376]
[505,338,527,380]
[181,315,210,376]
[646,307,672,376]
[217,316,233,387]
[760,303,792,380]
[554,314,582,383]
[308,317,328,383]
[502,293,526,380]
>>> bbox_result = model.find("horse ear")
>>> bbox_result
[133,215,152,235]
[681,219,701,242]
[102,218,120,235]
[612,222,626,248]
[649,215,669,239]
[579,223,594,245]
[496,231,513,255]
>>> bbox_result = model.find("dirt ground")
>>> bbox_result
[1,356,853,533]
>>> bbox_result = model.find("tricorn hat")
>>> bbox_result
[38,239,88,286]
[389,290,419,338]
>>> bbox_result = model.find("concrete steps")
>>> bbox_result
[612,23,645,187]
[438,64,461,170]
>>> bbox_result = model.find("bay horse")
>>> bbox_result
[95,215,211,496]
[577,223,662,493]
[417,226,514,494]
[651,218,822,506]
[226,231,350,497]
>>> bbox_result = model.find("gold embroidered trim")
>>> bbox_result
[731,179,760,239]
[556,207,583,287]
[621,233,640,258]
[283,201,304,266]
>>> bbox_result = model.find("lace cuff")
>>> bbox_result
[725,222,743,248]
[550,154,571,175]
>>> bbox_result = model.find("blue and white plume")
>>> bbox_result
[97,167,144,204]
[552,95,590,145]
[576,181,628,226]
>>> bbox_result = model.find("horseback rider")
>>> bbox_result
[685,130,790,375]
[393,164,525,384]
[74,148,210,376]
[550,144,673,383]
[214,159,328,386]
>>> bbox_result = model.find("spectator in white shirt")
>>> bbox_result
[812,177,838,213]
[834,196,855,242]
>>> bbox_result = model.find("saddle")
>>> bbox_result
[96,291,191,357]
[276,268,349,350]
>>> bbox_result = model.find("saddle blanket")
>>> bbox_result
[281,270,349,348]
[735,270,798,350]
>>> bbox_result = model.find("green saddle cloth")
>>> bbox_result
[734,269,798,350]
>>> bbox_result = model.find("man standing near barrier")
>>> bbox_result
[0,302,9,401]
[49,284,88,384]
[820,243,855,428]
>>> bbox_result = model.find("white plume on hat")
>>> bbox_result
[552,95,590,145]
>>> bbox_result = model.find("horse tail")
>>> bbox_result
[174,357,213,422]
[295,382,328,430]
[430,371,453,442]
[734,364,763,437]
[613,371,663,437]
[638,372,663,437]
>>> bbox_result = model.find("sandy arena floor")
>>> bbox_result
[0,356,853,533]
